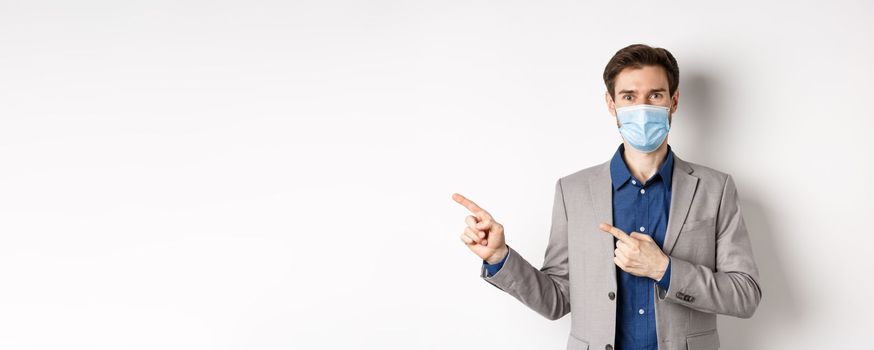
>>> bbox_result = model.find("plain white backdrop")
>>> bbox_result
[1,0,872,349]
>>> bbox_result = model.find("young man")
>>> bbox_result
[452,44,761,350]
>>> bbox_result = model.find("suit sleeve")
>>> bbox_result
[657,175,763,318]
[479,178,571,321]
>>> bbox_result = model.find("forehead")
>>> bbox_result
[614,65,669,92]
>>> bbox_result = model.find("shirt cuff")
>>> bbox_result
[483,249,509,277]
[656,256,672,291]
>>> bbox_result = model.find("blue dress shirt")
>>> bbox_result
[483,143,674,350]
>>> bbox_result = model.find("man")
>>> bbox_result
[451,44,761,350]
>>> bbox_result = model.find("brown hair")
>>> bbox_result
[603,44,679,99]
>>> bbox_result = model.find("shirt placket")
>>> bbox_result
[634,180,654,337]
[635,178,649,338]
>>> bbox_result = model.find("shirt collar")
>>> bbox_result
[609,143,675,190]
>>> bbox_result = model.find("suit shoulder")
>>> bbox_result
[681,158,733,188]
[556,160,610,188]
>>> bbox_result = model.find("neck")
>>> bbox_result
[622,141,669,183]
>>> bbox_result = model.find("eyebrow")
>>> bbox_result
[618,88,667,95]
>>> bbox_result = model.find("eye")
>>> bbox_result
[650,93,662,99]
[622,95,632,101]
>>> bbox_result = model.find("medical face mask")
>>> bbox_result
[615,104,671,153]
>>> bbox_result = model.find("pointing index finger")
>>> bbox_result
[451,193,490,218]
[599,223,632,244]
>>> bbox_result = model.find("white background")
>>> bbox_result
[1,1,872,349]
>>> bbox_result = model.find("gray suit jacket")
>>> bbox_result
[480,154,762,350]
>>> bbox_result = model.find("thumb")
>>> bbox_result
[475,218,492,230]
[629,232,653,241]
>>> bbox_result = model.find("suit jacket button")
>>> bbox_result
[608,292,615,300]
[606,345,613,350]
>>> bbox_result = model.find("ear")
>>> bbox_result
[605,91,617,117]
[670,89,680,114]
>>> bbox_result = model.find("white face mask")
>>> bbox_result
[615,104,670,153]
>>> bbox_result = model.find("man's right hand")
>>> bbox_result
[451,193,508,264]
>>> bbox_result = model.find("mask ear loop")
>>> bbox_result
[666,104,672,129]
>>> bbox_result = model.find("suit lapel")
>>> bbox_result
[663,155,699,255]
[588,161,615,252]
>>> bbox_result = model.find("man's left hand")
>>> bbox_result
[599,223,669,281]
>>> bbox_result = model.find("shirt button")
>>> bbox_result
[631,180,636,185]
[640,188,646,194]
[638,308,645,315]
[606,345,613,350]
[639,226,645,232]
[608,291,615,300]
